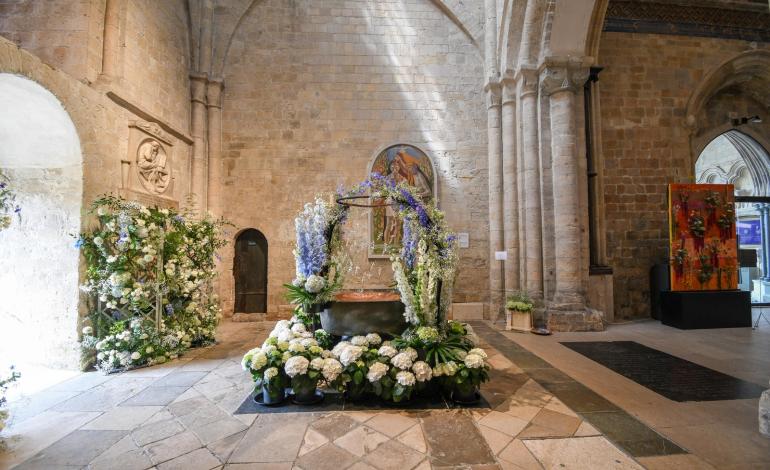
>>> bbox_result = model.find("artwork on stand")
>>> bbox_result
[369,144,436,257]
[668,183,737,291]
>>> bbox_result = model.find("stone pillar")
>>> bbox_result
[486,82,505,320]
[755,204,768,281]
[762,204,770,281]
[190,73,208,212]
[206,78,224,216]
[541,62,603,331]
[519,68,543,299]
[101,0,125,80]
[501,78,520,297]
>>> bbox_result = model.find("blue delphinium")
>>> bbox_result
[294,199,329,278]
[401,217,418,270]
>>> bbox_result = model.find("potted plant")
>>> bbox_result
[450,348,490,403]
[242,343,287,405]
[333,334,382,401]
[506,292,534,332]
[284,338,328,404]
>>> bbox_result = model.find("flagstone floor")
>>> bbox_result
[1,320,677,470]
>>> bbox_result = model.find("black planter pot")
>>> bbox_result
[452,384,481,404]
[254,384,285,406]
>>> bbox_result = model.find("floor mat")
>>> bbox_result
[560,341,766,402]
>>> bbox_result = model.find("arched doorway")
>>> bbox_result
[0,74,83,368]
[234,229,268,313]
[696,130,770,304]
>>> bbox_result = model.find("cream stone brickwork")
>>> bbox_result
[214,0,489,316]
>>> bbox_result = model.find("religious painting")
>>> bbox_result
[369,144,436,257]
[668,183,738,291]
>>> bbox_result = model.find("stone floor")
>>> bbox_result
[1,320,650,470]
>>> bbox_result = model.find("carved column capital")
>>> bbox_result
[484,81,502,109]
[190,72,208,105]
[517,67,539,97]
[206,78,224,109]
[539,64,590,96]
[501,76,517,105]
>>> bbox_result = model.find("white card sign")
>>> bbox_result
[457,233,469,248]
[494,251,507,261]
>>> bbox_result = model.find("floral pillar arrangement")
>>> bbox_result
[77,195,230,373]
[243,175,490,406]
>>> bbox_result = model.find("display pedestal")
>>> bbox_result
[660,290,751,329]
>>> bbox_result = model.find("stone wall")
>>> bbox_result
[216,0,488,315]
[597,31,770,320]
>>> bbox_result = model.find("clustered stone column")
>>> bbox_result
[485,57,603,331]
[190,73,209,211]
[206,79,224,215]
[486,82,505,320]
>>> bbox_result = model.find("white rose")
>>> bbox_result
[366,362,389,383]
[396,371,416,387]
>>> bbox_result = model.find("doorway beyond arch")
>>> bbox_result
[234,228,268,314]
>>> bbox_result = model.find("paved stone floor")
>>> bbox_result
[1,317,767,469]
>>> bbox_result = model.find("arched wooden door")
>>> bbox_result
[234,229,268,313]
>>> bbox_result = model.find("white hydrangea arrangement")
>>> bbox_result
[78,195,229,373]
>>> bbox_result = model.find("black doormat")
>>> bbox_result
[234,389,490,414]
[561,341,767,402]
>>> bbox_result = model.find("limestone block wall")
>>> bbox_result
[597,31,770,320]
[217,0,488,315]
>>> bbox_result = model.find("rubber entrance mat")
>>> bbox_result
[234,390,490,414]
[561,341,766,402]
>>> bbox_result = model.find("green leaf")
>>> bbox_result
[353,370,363,385]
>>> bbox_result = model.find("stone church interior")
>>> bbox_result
[0,0,769,468]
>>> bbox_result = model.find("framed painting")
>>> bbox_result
[668,183,738,291]
[368,144,436,258]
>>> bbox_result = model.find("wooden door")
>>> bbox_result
[234,229,268,313]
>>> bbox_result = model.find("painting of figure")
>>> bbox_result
[369,145,435,257]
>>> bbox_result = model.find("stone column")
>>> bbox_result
[486,82,505,319]
[762,204,770,281]
[519,68,543,298]
[190,73,208,212]
[206,78,224,216]
[541,62,602,331]
[101,0,125,80]
[501,78,520,296]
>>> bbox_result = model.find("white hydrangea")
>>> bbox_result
[404,347,418,361]
[340,345,364,366]
[365,333,382,346]
[391,352,413,370]
[304,274,326,294]
[322,358,343,382]
[332,341,352,357]
[367,362,389,382]
[264,367,278,381]
[277,341,290,351]
[288,342,305,353]
[291,323,307,335]
[277,329,295,343]
[468,348,487,359]
[250,351,267,369]
[350,336,369,347]
[378,345,398,358]
[82,326,93,335]
[464,353,485,369]
[396,371,416,387]
[130,352,141,361]
[284,355,309,378]
[310,357,325,370]
[412,361,433,382]
[300,338,318,348]
[433,361,459,377]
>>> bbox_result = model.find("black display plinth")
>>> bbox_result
[660,290,751,329]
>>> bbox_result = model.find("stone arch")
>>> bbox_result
[696,130,770,197]
[0,73,84,369]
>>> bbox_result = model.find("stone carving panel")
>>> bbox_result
[136,138,171,194]
[123,119,178,208]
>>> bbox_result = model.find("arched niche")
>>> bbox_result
[233,228,268,313]
[695,131,770,197]
[0,73,84,369]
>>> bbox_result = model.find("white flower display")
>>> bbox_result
[82,326,93,335]
[251,352,268,370]
[404,347,419,361]
[468,348,487,359]
[412,361,433,382]
[464,353,485,369]
[367,362,389,382]
[350,336,368,347]
[322,358,343,382]
[339,345,363,366]
[264,367,279,381]
[391,352,413,370]
[130,352,141,361]
[277,329,294,343]
[304,274,326,294]
[365,333,382,346]
[310,357,325,370]
[332,341,352,357]
[284,355,310,378]
[377,345,398,358]
[291,323,307,335]
[288,342,305,353]
[396,370,416,387]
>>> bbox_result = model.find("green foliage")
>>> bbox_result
[506,291,534,311]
